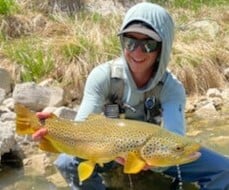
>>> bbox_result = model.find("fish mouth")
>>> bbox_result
[144,151,202,167]
[188,151,201,161]
[187,152,201,162]
[175,152,201,166]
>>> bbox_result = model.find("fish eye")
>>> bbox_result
[174,145,184,152]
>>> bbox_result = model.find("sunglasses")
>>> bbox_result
[121,35,161,53]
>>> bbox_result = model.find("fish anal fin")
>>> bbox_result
[124,152,145,174]
[78,160,96,182]
[39,138,60,153]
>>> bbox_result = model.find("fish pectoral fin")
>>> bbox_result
[39,138,60,153]
[78,160,95,182]
[124,152,145,174]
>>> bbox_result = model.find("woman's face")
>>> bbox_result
[122,32,161,76]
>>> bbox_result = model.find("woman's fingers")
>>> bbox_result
[115,157,125,165]
[36,112,51,119]
[32,128,48,141]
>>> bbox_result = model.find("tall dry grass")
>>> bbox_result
[170,5,229,95]
[0,0,228,102]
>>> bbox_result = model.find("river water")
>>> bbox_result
[0,112,228,190]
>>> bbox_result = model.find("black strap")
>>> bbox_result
[144,72,168,124]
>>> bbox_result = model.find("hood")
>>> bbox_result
[119,3,174,90]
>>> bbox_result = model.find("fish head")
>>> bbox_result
[140,133,201,167]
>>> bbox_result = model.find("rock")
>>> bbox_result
[0,88,6,104]
[193,97,210,110]
[210,97,223,110]
[54,106,77,120]
[0,112,16,122]
[23,153,53,176]
[0,68,14,94]
[186,98,196,113]
[48,86,65,107]
[12,82,65,111]
[221,88,229,99]
[14,135,39,157]
[0,105,11,114]
[194,102,219,119]
[13,82,51,111]
[0,106,16,160]
[2,97,15,110]
[0,121,16,162]
[39,78,65,106]
[206,88,222,98]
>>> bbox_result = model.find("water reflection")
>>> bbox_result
[186,114,229,156]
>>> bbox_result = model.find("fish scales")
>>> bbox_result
[15,103,201,182]
[45,116,154,160]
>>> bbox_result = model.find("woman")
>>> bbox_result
[34,2,229,190]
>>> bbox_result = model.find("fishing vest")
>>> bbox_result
[105,59,168,125]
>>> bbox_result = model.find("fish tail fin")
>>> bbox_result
[15,103,41,135]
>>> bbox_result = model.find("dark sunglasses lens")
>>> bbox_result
[123,37,136,51]
[143,40,159,53]
[122,36,160,53]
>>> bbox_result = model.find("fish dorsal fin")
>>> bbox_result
[78,160,96,182]
[45,113,76,127]
[124,152,146,174]
[86,114,106,121]
[49,113,58,119]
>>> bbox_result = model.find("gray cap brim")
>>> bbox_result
[118,23,161,42]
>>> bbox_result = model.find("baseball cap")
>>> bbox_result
[118,22,161,42]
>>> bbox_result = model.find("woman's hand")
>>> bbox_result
[32,112,51,141]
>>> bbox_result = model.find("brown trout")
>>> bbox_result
[15,103,201,182]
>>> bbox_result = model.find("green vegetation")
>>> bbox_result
[61,39,88,61]
[0,0,18,15]
[151,0,228,10]
[3,38,54,82]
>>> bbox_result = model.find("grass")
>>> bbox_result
[0,0,18,15]
[60,38,89,61]
[151,0,229,10]
[0,0,228,101]
[3,38,54,82]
